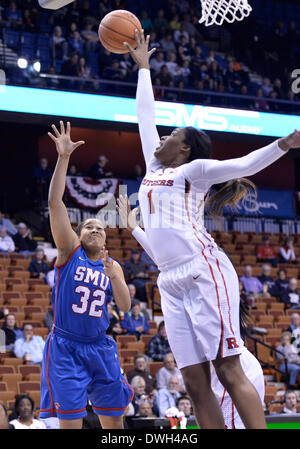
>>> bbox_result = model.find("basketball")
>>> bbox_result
[98,10,142,54]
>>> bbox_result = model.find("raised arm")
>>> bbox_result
[48,121,85,265]
[182,131,300,190]
[124,30,160,168]
[117,195,157,263]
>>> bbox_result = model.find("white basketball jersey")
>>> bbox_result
[138,157,218,272]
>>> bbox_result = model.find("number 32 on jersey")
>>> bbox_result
[72,285,106,317]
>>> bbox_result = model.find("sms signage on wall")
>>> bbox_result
[0,85,299,137]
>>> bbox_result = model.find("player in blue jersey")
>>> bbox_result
[39,121,133,429]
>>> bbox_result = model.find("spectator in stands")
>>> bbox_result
[46,258,55,288]
[256,235,278,267]
[239,265,263,304]
[106,302,124,338]
[140,10,153,34]
[123,250,150,302]
[174,23,189,44]
[61,52,79,77]
[44,308,54,331]
[81,21,99,52]
[165,51,180,78]
[150,51,166,74]
[258,264,276,295]
[160,33,176,54]
[126,354,156,395]
[13,222,37,257]
[130,375,149,415]
[252,88,270,112]
[5,1,22,29]
[14,323,45,365]
[153,9,168,33]
[279,237,298,264]
[156,352,186,393]
[273,269,290,297]
[9,394,46,429]
[285,313,300,350]
[0,210,17,236]
[176,396,194,418]
[281,391,298,414]
[154,376,182,417]
[67,163,81,177]
[33,158,53,204]
[23,7,39,33]
[0,402,11,429]
[68,30,84,56]
[140,250,158,272]
[29,248,50,282]
[103,59,126,81]
[147,321,171,362]
[223,60,243,92]
[0,227,15,256]
[137,400,156,417]
[156,65,173,86]
[261,77,273,97]
[1,313,23,351]
[121,300,150,340]
[273,78,285,99]
[51,25,68,61]
[276,332,300,389]
[88,155,112,179]
[280,278,300,310]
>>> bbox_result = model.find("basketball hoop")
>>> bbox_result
[199,0,252,26]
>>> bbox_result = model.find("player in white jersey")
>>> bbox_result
[123,30,300,428]
[118,197,265,429]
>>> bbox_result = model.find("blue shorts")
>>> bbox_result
[40,327,134,420]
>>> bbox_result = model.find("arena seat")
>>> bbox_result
[1,374,22,392]
[27,373,41,382]
[268,303,285,320]
[0,366,15,375]
[116,335,137,348]
[28,298,50,308]
[125,342,145,352]
[25,292,44,302]
[18,365,41,379]
[119,350,139,362]
[148,362,163,378]
[266,328,282,338]
[6,297,27,307]
[140,335,153,348]
[257,316,275,329]
[2,358,23,369]
[268,403,283,414]
[235,234,249,244]
[261,297,277,306]
[0,270,9,282]
[242,255,257,265]
[34,328,49,339]
[265,336,281,347]
[17,381,41,395]
[0,382,8,391]
[23,306,43,319]
[0,391,17,407]
[121,363,134,375]
[275,316,291,330]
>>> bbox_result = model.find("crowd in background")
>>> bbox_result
[0,0,299,112]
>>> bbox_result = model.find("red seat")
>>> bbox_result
[17,381,41,394]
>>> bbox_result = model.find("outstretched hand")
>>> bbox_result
[123,29,156,69]
[117,195,139,232]
[48,121,85,157]
[279,129,300,151]
[102,249,117,280]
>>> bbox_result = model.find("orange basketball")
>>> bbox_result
[98,10,142,54]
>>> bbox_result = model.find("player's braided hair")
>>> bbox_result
[183,126,257,224]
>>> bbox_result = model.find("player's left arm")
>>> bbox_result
[103,251,131,313]
[182,130,300,189]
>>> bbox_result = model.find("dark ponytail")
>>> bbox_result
[183,126,212,162]
[205,178,257,223]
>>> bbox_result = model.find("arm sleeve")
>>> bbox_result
[182,140,286,190]
[131,227,157,264]
[136,69,160,168]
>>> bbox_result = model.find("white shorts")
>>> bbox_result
[211,346,265,429]
[157,248,242,369]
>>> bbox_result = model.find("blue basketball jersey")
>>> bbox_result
[51,245,113,339]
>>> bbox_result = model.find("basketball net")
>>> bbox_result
[199,0,252,26]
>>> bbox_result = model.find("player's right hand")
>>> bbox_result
[123,29,156,69]
[48,121,85,157]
